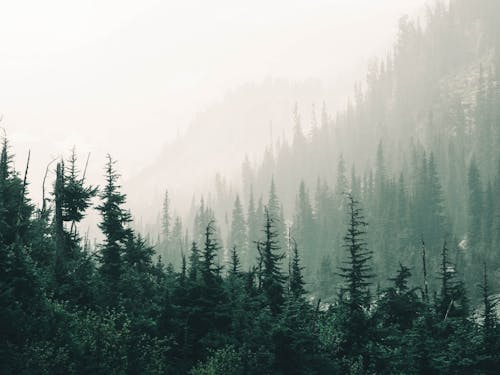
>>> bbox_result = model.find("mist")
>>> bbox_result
[3,0,500,373]
[2,0,427,199]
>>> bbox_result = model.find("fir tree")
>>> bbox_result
[228,195,247,267]
[188,241,200,282]
[468,157,483,248]
[337,194,374,371]
[339,194,373,311]
[162,189,171,244]
[480,263,498,349]
[289,240,306,299]
[258,208,286,315]
[229,246,241,277]
[201,221,221,285]
[293,181,316,270]
[96,155,132,303]
[436,241,468,319]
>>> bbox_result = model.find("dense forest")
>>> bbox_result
[2,0,500,373]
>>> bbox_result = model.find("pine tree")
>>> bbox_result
[229,246,241,277]
[376,264,421,331]
[96,155,132,303]
[0,137,33,246]
[162,189,171,245]
[335,154,348,198]
[201,221,221,286]
[375,141,386,201]
[483,181,494,252]
[188,242,200,282]
[427,153,448,246]
[289,240,306,299]
[258,208,286,315]
[339,194,373,311]
[169,215,184,267]
[436,241,468,319]
[228,195,247,267]
[293,181,316,271]
[468,157,483,248]
[62,150,98,234]
[317,254,336,301]
[480,263,498,347]
[53,151,97,304]
[247,186,259,264]
[267,178,286,251]
[337,194,374,371]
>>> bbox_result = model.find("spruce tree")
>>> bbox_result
[289,240,306,299]
[258,208,286,315]
[337,194,374,371]
[293,181,316,270]
[201,221,221,286]
[436,241,468,319]
[162,189,171,246]
[228,195,247,267]
[188,241,200,282]
[229,246,241,277]
[339,194,373,311]
[53,151,97,304]
[468,157,483,248]
[96,155,132,303]
[479,262,500,372]
[267,178,286,251]
[480,263,498,346]
[62,150,98,234]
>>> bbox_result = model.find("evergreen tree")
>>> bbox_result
[53,151,97,304]
[427,153,448,246]
[258,208,286,315]
[228,246,241,277]
[188,241,200,281]
[480,263,498,346]
[293,181,316,270]
[339,194,373,311]
[62,150,98,233]
[375,264,421,331]
[335,154,348,198]
[228,195,247,267]
[289,240,306,299]
[468,157,483,248]
[436,241,468,319]
[267,178,286,251]
[162,189,171,245]
[96,155,132,304]
[337,194,374,371]
[169,215,184,268]
[201,221,222,285]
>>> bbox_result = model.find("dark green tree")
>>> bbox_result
[339,194,373,311]
[96,155,133,304]
[289,240,306,299]
[258,208,286,315]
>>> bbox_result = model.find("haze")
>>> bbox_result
[1,0,428,201]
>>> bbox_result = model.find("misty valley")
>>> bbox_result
[2,0,500,374]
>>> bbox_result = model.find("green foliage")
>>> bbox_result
[190,346,242,375]
[2,1,500,372]
[258,208,286,315]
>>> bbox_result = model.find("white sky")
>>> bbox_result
[0,0,430,193]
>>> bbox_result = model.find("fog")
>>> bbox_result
[1,0,428,206]
[4,1,500,370]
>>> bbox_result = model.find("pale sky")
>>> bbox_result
[0,0,431,199]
